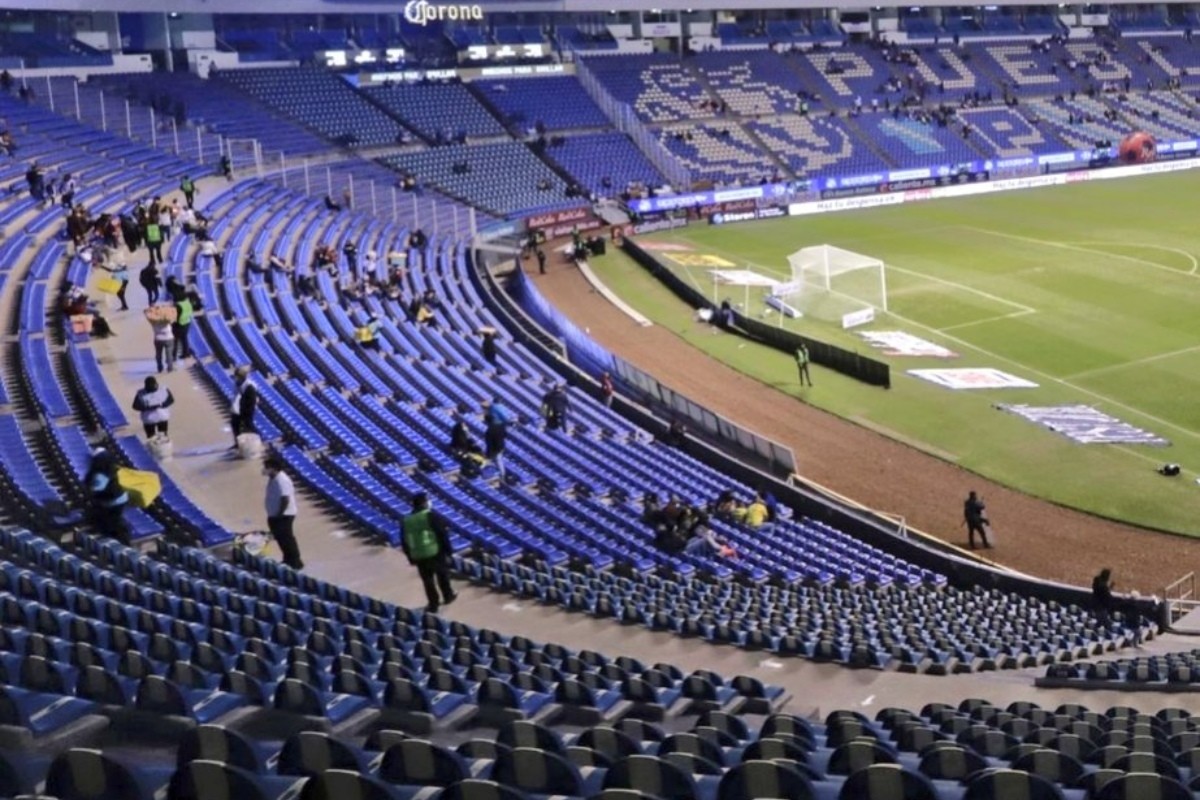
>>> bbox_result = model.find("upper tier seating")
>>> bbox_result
[362,82,506,140]
[746,116,889,178]
[380,142,574,217]
[555,25,619,52]
[659,123,776,184]
[543,133,665,196]
[856,113,986,166]
[475,75,610,131]
[953,107,1069,157]
[221,67,406,147]
[89,72,329,156]
[692,52,813,116]
[582,55,711,123]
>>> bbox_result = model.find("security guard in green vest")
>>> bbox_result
[795,343,813,387]
[401,492,457,612]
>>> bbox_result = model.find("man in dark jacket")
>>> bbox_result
[963,490,991,549]
[400,492,456,612]
[542,384,570,432]
[481,329,498,367]
[85,447,129,543]
[230,365,258,448]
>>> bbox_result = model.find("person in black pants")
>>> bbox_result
[963,490,991,549]
[263,455,303,570]
[400,492,456,612]
[230,365,258,448]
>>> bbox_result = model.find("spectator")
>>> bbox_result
[323,194,341,212]
[342,240,358,274]
[1092,568,1115,626]
[480,329,498,367]
[641,492,665,526]
[66,207,89,252]
[263,455,304,570]
[100,257,130,312]
[400,492,457,612]
[180,175,195,209]
[542,384,570,432]
[172,290,194,361]
[665,419,688,449]
[230,365,258,448]
[0,70,10,93]
[448,412,477,456]
[132,376,174,441]
[58,173,76,208]
[139,262,161,305]
[85,446,129,543]
[144,217,164,266]
[25,162,44,204]
[147,307,175,374]
[362,249,378,283]
[358,314,382,352]
[219,154,233,181]
[157,200,172,243]
[600,372,614,408]
[745,493,770,528]
[684,520,737,559]
[536,248,547,275]
[199,237,223,270]
[484,397,513,481]
[963,490,991,549]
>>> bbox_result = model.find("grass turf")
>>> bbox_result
[593,171,1200,536]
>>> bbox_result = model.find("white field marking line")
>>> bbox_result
[1062,241,1200,275]
[1062,343,1200,381]
[937,308,1037,333]
[961,226,1200,281]
[883,305,1200,444]
[886,263,1036,315]
[676,237,1036,317]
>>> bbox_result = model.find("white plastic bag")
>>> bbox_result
[237,432,263,460]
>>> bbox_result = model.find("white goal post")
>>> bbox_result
[775,244,888,327]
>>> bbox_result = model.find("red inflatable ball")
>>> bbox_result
[1118,131,1157,164]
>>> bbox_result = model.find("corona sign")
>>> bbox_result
[404,0,484,26]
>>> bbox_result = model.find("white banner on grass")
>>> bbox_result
[908,368,1038,390]
[860,331,958,358]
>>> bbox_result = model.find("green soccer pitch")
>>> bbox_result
[592,170,1200,536]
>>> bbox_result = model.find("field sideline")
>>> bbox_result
[595,171,1200,536]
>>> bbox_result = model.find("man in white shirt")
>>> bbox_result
[263,455,303,570]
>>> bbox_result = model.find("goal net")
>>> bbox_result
[774,244,888,327]
[224,138,263,178]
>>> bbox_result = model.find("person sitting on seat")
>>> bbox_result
[745,492,770,528]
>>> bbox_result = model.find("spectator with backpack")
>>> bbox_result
[484,397,513,481]
[400,492,457,612]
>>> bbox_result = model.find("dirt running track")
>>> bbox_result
[530,260,1200,596]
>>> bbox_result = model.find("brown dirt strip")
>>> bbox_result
[529,258,1200,596]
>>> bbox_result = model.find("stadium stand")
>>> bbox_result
[379,142,575,216]
[542,133,665,196]
[89,72,331,156]
[0,11,1198,800]
[475,75,610,131]
[362,82,508,140]
[220,67,407,147]
[0,525,1177,800]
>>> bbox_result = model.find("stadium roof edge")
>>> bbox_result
[0,0,1183,13]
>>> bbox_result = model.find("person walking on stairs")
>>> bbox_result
[401,492,457,613]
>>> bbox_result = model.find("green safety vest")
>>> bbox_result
[145,223,162,244]
[181,179,194,193]
[796,347,809,365]
[403,509,440,561]
[176,299,193,326]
